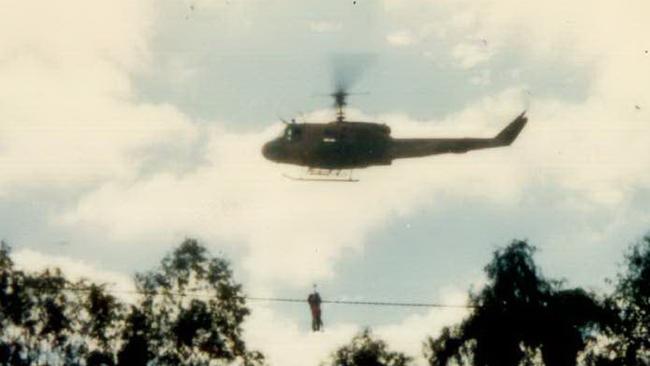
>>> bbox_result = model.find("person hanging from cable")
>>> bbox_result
[307,284,323,332]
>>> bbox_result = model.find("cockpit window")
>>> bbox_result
[284,126,302,142]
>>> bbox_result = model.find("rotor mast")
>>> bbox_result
[333,89,347,122]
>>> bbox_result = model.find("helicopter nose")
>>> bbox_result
[262,141,278,161]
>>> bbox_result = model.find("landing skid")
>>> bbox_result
[283,168,359,182]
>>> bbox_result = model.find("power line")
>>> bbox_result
[245,296,476,309]
[32,285,475,309]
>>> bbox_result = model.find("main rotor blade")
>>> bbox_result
[330,53,376,95]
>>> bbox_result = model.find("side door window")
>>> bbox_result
[323,128,339,143]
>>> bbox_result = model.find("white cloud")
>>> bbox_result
[245,287,472,366]
[309,21,342,33]
[59,94,532,289]
[0,0,197,195]
[375,287,470,365]
[0,1,151,69]
[245,304,358,366]
[56,77,650,289]
[451,41,493,69]
[386,30,418,46]
[3,0,649,292]
[384,0,650,204]
[470,69,491,86]
[12,249,136,302]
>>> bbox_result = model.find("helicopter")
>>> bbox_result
[262,88,528,182]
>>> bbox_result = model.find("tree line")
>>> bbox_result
[1,234,649,366]
[0,239,263,366]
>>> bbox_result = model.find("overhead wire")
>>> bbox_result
[245,296,476,309]
[23,284,477,309]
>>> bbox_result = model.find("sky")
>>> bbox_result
[1,0,650,365]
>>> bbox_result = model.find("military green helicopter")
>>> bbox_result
[262,87,527,182]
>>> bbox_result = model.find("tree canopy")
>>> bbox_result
[425,240,608,366]
[0,239,263,366]
[588,236,650,365]
[325,328,411,366]
[3,233,650,366]
[128,238,264,366]
[1,241,123,365]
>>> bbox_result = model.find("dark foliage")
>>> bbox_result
[325,328,412,366]
[4,234,650,366]
[613,235,650,364]
[588,236,650,365]
[125,238,264,366]
[425,240,608,366]
[117,306,152,366]
[0,239,264,366]
[1,242,85,364]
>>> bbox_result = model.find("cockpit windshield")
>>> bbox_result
[283,125,302,142]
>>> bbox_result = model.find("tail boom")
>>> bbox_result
[389,111,527,160]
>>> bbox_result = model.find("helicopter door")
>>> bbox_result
[322,127,353,165]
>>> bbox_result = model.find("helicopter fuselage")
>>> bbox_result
[262,112,528,171]
[262,121,393,169]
